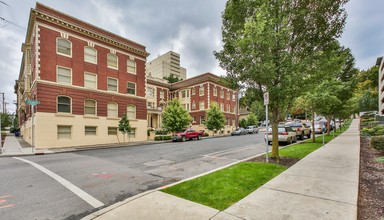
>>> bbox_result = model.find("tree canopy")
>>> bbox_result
[215,0,349,158]
[161,98,192,133]
[205,103,226,135]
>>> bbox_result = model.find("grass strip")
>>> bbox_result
[162,162,286,210]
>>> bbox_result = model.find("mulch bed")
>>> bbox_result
[358,137,384,220]
[248,155,301,167]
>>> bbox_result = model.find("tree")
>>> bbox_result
[162,98,192,133]
[215,0,349,159]
[163,74,181,83]
[1,113,12,130]
[239,118,247,128]
[246,112,258,126]
[205,103,226,136]
[118,114,132,142]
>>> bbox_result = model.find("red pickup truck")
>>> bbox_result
[172,128,204,142]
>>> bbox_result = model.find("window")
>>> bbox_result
[227,92,230,100]
[127,105,136,119]
[213,87,217,96]
[57,67,71,84]
[107,78,118,92]
[200,115,205,124]
[127,59,136,74]
[183,104,189,111]
[127,82,136,95]
[147,87,154,97]
[220,89,224,98]
[85,126,97,135]
[57,38,71,56]
[84,73,97,89]
[199,86,204,96]
[107,53,118,69]
[193,117,196,123]
[232,94,236,101]
[199,101,205,110]
[192,88,196,95]
[160,90,164,99]
[181,90,186,98]
[84,99,96,115]
[107,102,118,117]
[192,101,196,110]
[220,103,224,111]
[84,46,97,63]
[57,125,71,139]
[147,102,155,109]
[128,128,136,138]
[108,127,118,135]
[57,96,71,113]
[227,104,230,112]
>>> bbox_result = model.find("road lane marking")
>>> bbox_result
[0,195,15,209]
[13,157,104,208]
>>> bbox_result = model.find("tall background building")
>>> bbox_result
[146,51,187,80]
[377,56,384,115]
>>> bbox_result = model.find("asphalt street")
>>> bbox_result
[0,133,268,220]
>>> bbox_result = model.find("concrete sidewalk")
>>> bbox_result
[1,134,52,156]
[84,119,360,220]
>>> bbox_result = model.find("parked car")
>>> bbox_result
[311,122,326,134]
[286,122,311,140]
[265,127,297,145]
[231,127,248,136]
[245,125,259,134]
[172,128,204,142]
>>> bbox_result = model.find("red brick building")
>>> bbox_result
[147,73,238,135]
[15,3,149,148]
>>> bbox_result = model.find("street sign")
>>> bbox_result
[25,100,40,106]
[264,92,269,105]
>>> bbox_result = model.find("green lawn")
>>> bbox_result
[162,162,286,210]
[162,120,352,210]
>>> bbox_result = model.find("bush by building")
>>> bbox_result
[371,136,384,152]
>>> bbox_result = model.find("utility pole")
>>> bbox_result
[0,92,4,148]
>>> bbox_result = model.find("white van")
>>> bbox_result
[245,125,259,134]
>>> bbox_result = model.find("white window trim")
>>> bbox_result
[85,126,97,136]
[84,72,97,89]
[57,66,72,85]
[107,53,118,69]
[84,99,97,115]
[127,82,136,95]
[84,46,97,64]
[199,101,205,110]
[127,59,136,74]
[147,87,155,97]
[213,87,217,96]
[199,86,204,96]
[107,77,118,92]
[57,96,72,114]
[56,37,72,57]
[127,105,136,119]
[107,102,118,118]
[57,125,72,139]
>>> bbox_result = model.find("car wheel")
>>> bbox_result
[181,136,186,142]
[294,137,297,143]
[299,134,304,140]
[197,134,202,140]
[307,133,311,138]
[268,141,271,145]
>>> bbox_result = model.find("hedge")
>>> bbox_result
[361,126,384,136]
[371,136,384,152]
[154,135,172,141]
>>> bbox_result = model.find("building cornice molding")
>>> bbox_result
[32,9,149,58]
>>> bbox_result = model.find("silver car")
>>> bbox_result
[265,127,297,145]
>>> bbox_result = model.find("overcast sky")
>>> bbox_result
[1,0,383,113]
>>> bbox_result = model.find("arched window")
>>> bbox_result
[84,99,96,115]
[107,53,118,69]
[127,105,136,119]
[57,38,71,56]
[84,46,97,63]
[107,102,118,117]
[57,96,71,113]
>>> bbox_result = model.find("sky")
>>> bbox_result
[1,0,384,113]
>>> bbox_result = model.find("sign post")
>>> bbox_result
[264,92,269,162]
[25,100,40,153]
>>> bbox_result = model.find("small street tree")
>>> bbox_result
[239,118,247,128]
[205,103,225,136]
[162,98,192,134]
[246,113,258,126]
[118,114,132,142]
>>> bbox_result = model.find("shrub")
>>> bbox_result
[361,118,374,123]
[362,126,384,136]
[155,130,169,135]
[154,135,172,141]
[204,132,209,137]
[371,136,384,152]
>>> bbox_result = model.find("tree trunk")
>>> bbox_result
[312,110,316,143]
[271,108,279,159]
[326,115,332,135]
